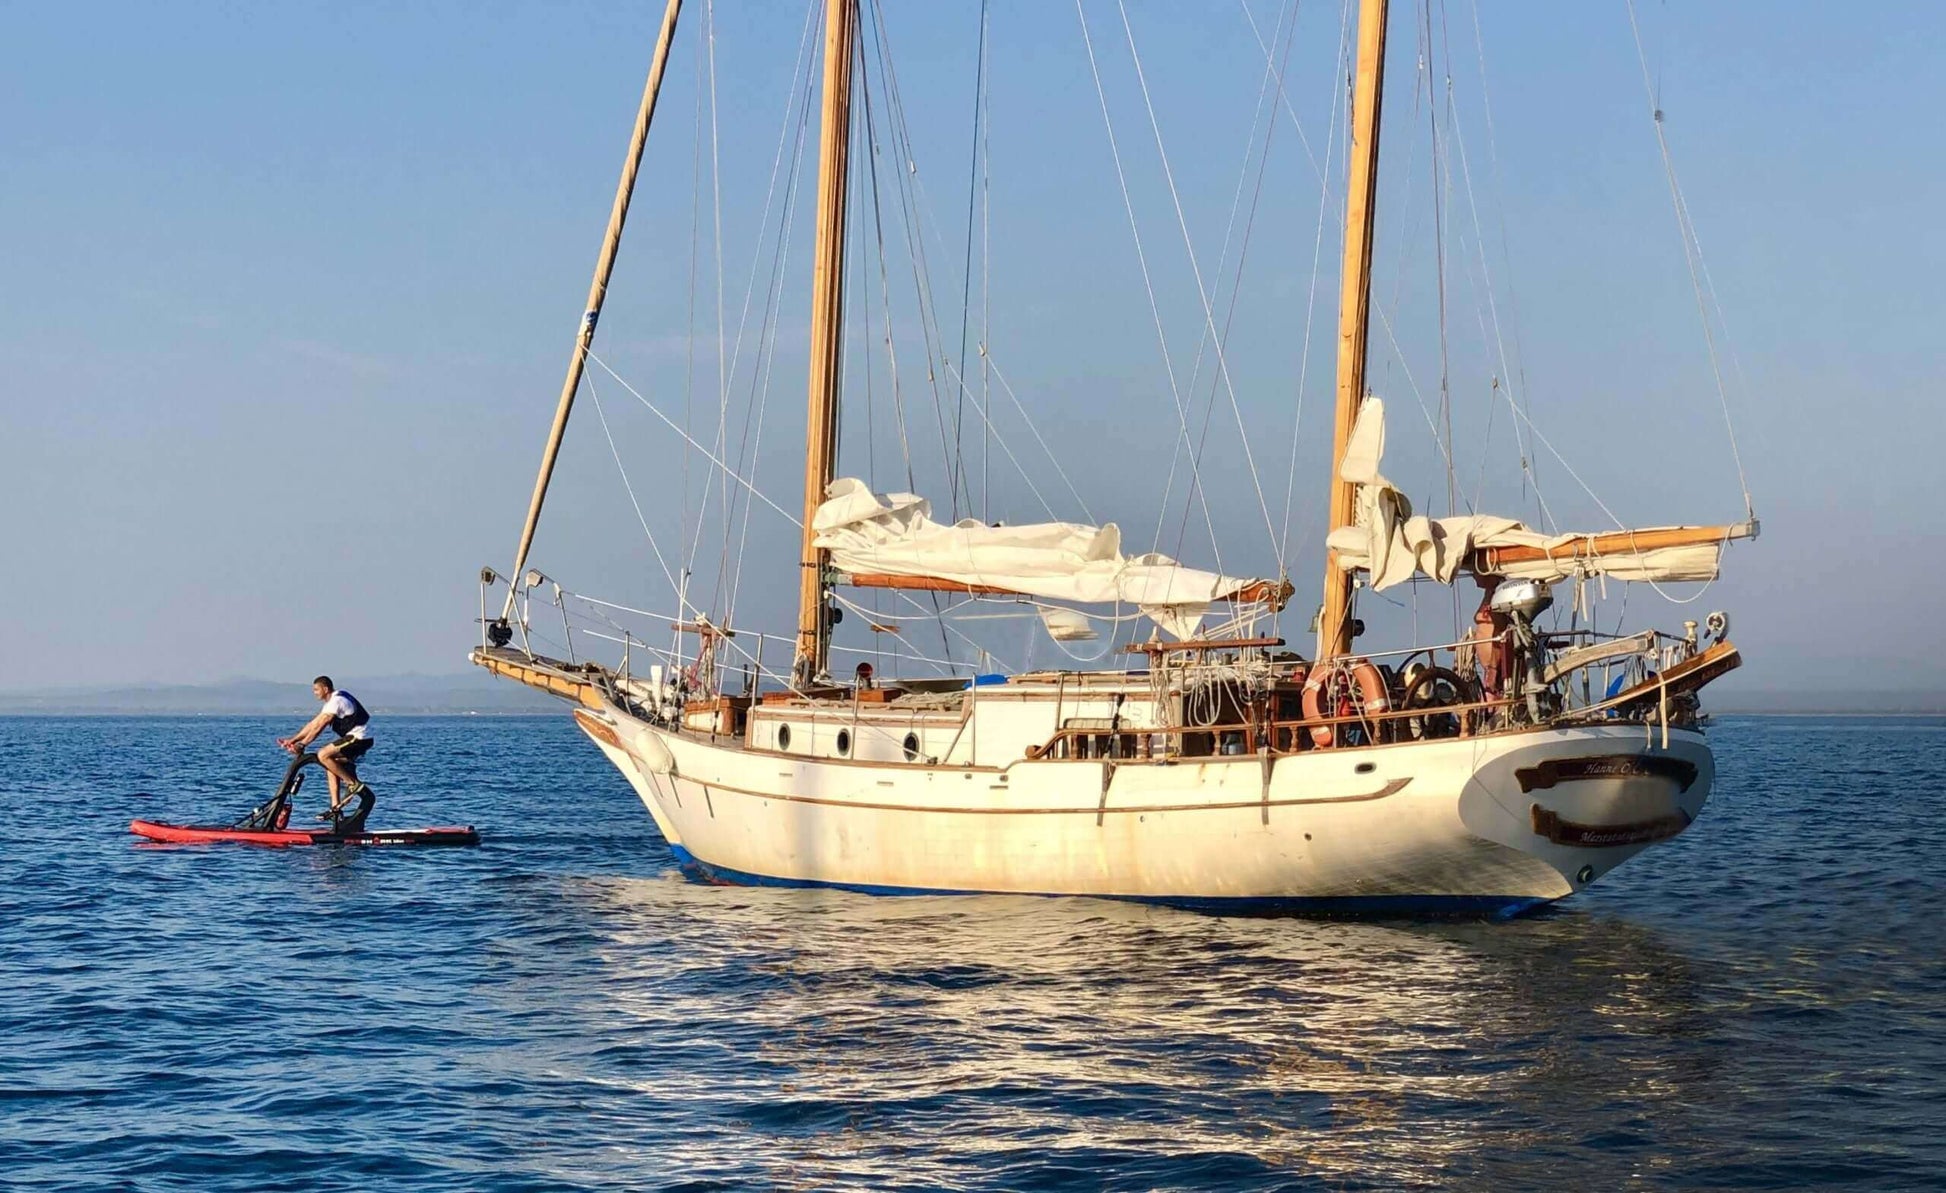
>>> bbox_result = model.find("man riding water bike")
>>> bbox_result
[277,676,374,820]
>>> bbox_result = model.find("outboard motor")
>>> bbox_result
[1489,579,1556,723]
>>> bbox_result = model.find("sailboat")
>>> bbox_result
[474,0,1756,916]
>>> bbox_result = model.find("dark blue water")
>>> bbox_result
[3,715,1942,1191]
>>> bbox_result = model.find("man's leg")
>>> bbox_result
[317,741,350,808]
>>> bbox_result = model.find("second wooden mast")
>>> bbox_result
[794,0,859,685]
[1319,0,1389,661]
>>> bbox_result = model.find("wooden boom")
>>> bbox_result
[1470,521,1757,574]
[842,573,1295,608]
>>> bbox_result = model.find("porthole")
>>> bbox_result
[903,732,921,762]
[835,729,851,757]
[777,724,792,751]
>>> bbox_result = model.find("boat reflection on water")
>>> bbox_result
[492,877,1725,1187]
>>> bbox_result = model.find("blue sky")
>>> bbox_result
[2,1,1940,694]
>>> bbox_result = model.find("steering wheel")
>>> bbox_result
[1400,666,1477,740]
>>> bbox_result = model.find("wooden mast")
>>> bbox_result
[1318,0,1389,660]
[794,0,859,684]
[502,0,686,621]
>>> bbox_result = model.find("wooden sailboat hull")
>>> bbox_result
[571,700,1711,918]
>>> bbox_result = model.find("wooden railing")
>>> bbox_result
[1024,640,1737,762]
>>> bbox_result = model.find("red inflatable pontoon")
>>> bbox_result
[129,819,480,848]
[130,748,480,849]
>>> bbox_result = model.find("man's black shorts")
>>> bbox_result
[327,736,374,763]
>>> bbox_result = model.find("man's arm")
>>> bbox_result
[278,710,334,752]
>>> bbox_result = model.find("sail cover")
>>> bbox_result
[812,478,1270,638]
[1327,398,1726,589]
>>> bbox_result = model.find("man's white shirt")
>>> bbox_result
[322,692,372,739]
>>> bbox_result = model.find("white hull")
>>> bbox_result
[573,699,1712,916]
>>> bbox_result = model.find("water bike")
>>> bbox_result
[129,747,480,848]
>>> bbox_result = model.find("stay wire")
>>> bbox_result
[1115,0,1283,571]
[1152,0,1289,556]
[947,0,991,519]
[1624,0,1755,520]
[1074,0,1224,575]
[1166,0,1300,573]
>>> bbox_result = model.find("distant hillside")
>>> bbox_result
[0,672,561,715]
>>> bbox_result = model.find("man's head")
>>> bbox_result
[312,675,335,700]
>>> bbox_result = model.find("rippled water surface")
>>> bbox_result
[3,715,1942,1190]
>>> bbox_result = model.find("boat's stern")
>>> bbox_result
[1458,725,1714,898]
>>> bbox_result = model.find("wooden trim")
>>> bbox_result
[472,649,605,710]
[573,708,623,750]
[1566,641,1741,719]
[1515,754,1698,794]
[1531,804,1692,847]
[679,774,1413,818]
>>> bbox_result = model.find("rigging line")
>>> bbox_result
[1115,0,1282,568]
[1421,0,1457,517]
[705,0,732,612]
[1166,0,1301,572]
[1377,17,1428,364]
[1074,0,1224,574]
[1435,0,1463,640]
[866,0,960,496]
[1370,304,1454,481]
[1624,0,1754,519]
[1464,0,1544,523]
[587,351,802,527]
[1154,0,1291,558]
[981,354,1096,523]
[838,588,1017,673]
[585,375,689,616]
[934,354,1064,523]
[980,7,993,524]
[723,126,814,625]
[859,106,878,494]
[1445,49,1548,527]
[722,14,823,624]
[707,0,819,523]
[731,112,821,626]
[682,10,707,580]
[1275,0,1353,573]
[679,8,725,580]
[948,0,991,520]
[860,0,958,668]
[1237,1,1330,184]
[1495,390,1626,531]
[1150,0,1284,550]
[857,48,917,491]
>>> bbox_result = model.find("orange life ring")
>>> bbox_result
[1301,659,1391,748]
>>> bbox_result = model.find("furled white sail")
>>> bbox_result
[1327,398,1726,589]
[812,478,1267,638]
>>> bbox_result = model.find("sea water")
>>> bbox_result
[1,715,1941,1191]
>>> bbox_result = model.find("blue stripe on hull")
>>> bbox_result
[667,845,1554,922]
